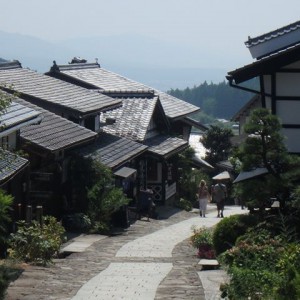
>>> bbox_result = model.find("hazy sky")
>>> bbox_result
[1,0,300,70]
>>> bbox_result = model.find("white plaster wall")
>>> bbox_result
[277,101,300,124]
[281,128,300,153]
[263,75,272,94]
[276,73,300,96]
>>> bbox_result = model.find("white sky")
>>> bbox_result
[1,0,300,69]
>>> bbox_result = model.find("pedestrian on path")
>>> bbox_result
[197,180,211,217]
[212,182,227,218]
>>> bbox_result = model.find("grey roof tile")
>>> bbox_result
[100,96,158,142]
[0,99,42,134]
[246,20,300,47]
[145,135,188,158]
[51,63,200,119]
[75,132,147,170]
[0,149,29,184]
[0,62,121,115]
[14,98,97,152]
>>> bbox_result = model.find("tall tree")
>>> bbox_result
[234,108,300,208]
[201,125,233,165]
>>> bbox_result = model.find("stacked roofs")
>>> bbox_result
[47,62,200,120]
[47,61,201,158]
[0,59,200,172]
[0,61,121,118]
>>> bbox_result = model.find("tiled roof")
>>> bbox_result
[145,135,188,158]
[100,96,160,142]
[14,98,97,152]
[227,43,300,84]
[0,61,121,116]
[0,99,42,136]
[49,63,200,119]
[231,94,261,121]
[246,20,300,47]
[0,149,29,184]
[75,132,147,170]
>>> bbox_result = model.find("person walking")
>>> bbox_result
[212,181,227,218]
[198,180,210,217]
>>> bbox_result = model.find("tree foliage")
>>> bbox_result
[201,125,233,165]
[168,80,257,119]
[233,108,300,208]
[0,89,12,117]
[87,169,129,226]
[0,190,13,245]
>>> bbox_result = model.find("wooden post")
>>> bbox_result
[26,205,32,224]
[36,206,43,226]
[17,203,22,220]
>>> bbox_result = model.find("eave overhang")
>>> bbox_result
[227,43,300,84]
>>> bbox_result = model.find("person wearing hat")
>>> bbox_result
[212,181,227,217]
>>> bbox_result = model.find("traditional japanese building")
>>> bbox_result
[227,20,300,153]
[47,61,196,203]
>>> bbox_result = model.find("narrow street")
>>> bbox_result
[6,205,246,300]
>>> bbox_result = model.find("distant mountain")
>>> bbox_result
[0,31,227,91]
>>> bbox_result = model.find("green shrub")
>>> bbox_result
[190,226,215,259]
[220,227,300,299]
[175,198,193,211]
[221,228,284,270]
[90,221,111,234]
[62,213,91,232]
[8,216,66,266]
[220,228,285,299]
[212,214,258,255]
[0,262,22,300]
[221,266,282,299]
[0,190,13,246]
[275,243,300,299]
[190,225,213,248]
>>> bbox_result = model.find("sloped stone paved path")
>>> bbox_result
[6,205,245,299]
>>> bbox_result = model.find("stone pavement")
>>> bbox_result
[5,205,246,300]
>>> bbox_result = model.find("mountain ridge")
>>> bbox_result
[0,31,227,90]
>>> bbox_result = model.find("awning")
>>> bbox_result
[192,155,214,169]
[233,168,268,184]
[212,171,231,181]
[114,167,136,178]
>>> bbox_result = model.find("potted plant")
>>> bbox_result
[190,225,216,259]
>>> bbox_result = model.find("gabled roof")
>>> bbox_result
[0,61,121,117]
[14,98,97,152]
[47,62,200,120]
[0,98,42,138]
[145,135,188,159]
[74,132,147,170]
[0,149,29,185]
[181,116,208,131]
[100,95,168,142]
[231,94,261,121]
